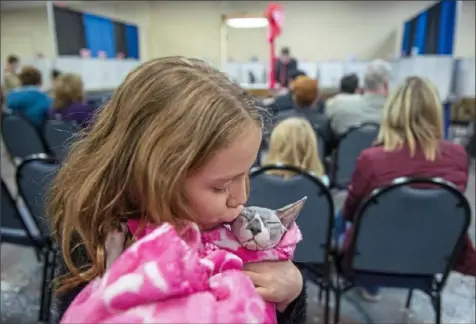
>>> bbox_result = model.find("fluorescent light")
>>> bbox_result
[226,18,268,29]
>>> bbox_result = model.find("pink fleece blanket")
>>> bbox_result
[60,221,302,324]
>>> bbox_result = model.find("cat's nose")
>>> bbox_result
[247,219,262,235]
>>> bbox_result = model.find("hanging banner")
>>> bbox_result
[266,3,284,90]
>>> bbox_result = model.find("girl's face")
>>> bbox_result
[185,123,262,230]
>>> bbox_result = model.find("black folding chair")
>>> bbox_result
[43,119,79,163]
[268,110,330,162]
[1,180,43,248]
[332,177,471,324]
[249,164,335,324]
[16,155,59,323]
[331,122,379,189]
[1,111,49,164]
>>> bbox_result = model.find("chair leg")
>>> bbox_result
[38,250,50,322]
[34,248,42,262]
[432,293,442,324]
[333,289,341,324]
[39,249,55,323]
[44,250,57,323]
[323,284,330,324]
[405,289,413,309]
[318,284,323,303]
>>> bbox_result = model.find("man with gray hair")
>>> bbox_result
[327,59,391,136]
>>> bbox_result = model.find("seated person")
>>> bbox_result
[49,73,96,128]
[265,70,306,114]
[51,69,61,81]
[264,117,329,186]
[327,60,391,137]
[277,76,332,148]
[337,76,476,302]
[51,69,61,87]
[325,73,359,113]
[6,66,51,127]
[2,55,21,96]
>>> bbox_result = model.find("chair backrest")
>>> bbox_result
[1,180,41,245]
[267,111,328,162]
[1,181,24,232]
[16,156,59,239]
[348,177,471,280]
[1,111,48,161]
[333,122,379,189]
[317,133,326,161]
[249,164,334,264]
[43,119,79,163]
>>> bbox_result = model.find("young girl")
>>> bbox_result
[264,117,330,186]
[50,57,306,323]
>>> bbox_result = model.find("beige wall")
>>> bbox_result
[0,8,54,60]
[454,0,476,58]
[1,0,474,63]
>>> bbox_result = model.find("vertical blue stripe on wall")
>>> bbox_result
[437,0,457,54]
[125,24,140,59]
[414,11,428,54]
[402,21,411,56]
[82,14,116,58]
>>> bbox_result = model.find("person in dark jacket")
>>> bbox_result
[338,76,476,301]
[275,47,298,89]
[49,73,96,128]
[275,76,332,149]
[267,70,307,114]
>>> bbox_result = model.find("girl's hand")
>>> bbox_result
[243,260,303,312]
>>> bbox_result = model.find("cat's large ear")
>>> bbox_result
[276,197,307,229]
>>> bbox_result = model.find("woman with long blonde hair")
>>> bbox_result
[264,117,329,186]
[337,76,475,302]
[51,57,307,323]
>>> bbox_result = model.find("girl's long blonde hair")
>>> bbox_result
[376,76,444,160]
[48,57,262,293]
[264,117,324,177]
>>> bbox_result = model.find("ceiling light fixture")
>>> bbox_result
[226,18,268,29]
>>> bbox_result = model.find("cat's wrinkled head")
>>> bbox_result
[230,197,306,250]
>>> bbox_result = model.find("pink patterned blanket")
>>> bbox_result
[60,221,302,324]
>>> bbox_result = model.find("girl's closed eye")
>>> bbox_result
[213,180,231,193]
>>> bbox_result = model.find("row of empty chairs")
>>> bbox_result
[1,111,79,164]
[248,164,471,324]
